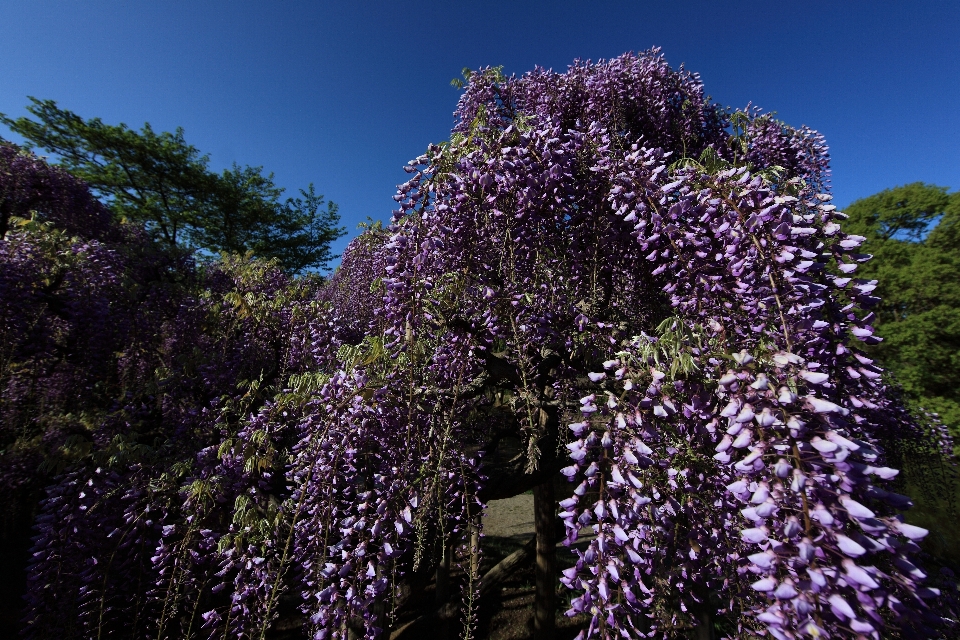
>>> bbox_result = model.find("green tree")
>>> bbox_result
[0,98,344,273]
[845,183,960,431]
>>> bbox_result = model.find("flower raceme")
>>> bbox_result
[381,51,954,638]
[7,50,956,640]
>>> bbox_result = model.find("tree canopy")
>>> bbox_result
[844,183,960,430]
[1,98,344,272]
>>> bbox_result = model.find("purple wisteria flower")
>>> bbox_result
[5,50,958,640]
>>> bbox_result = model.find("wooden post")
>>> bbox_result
[533,479,556,640]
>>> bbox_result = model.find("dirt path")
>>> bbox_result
[483,493,535,540]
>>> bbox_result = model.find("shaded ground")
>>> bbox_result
[393,491,590,640]
[472,537,589,640]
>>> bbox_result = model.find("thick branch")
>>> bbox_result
[533,480,557,640]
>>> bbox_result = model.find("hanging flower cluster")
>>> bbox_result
[3,50,957,640]
[553,171,949,634]
[376,50,957,638]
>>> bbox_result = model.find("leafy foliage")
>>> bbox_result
[844,184,960,431]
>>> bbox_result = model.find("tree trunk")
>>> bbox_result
[533,479,556,640]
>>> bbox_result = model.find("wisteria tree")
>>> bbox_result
[2,50,958,640]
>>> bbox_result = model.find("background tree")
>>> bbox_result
[1,98,344,272]
[844,183,960,431]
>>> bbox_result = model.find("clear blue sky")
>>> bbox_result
[1,1,957,261]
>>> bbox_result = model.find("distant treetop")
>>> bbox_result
[1,98,345,273]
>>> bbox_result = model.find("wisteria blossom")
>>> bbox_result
[3,50,956,640]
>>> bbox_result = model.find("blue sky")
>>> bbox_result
[1,1,957,262]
